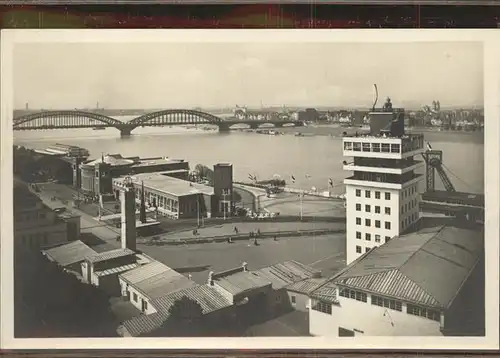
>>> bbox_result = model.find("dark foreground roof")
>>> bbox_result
[43,240,97,267]
[313,225,483,309]
[121,284,231,337]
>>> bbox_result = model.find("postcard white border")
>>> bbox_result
[1,29,498,350]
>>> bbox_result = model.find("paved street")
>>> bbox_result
[139,233,346,284]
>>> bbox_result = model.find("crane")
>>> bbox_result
[421,148,456,193]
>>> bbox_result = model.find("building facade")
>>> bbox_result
[342,109,425,264]
[80,154,190,196]
[308,225,484,337]
[14,184,81,250]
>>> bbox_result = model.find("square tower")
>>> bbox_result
[342,108,425,264]
[213,163,233,218]
[120,178,137,252]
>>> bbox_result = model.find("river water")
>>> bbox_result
[14,115,484,195]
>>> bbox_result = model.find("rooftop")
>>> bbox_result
[342,132,424,140]
[316,225,484,309]
[114,172,214,197]
[286,277,329,295]
[86,248,135,264]
[84,155,185,168]
[121,284,232,337]
[252,260,322,290]
[43,240,97,267]
[213,267,271,296]
[94,262,140,277]
[119,261,196,300]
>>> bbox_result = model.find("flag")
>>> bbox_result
[426,142,433,151]
[329,178,334,187]
[305,174,311,179]
[248,174,256,181]
[291,175,296,183]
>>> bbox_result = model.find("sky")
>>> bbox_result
[13,42,483,110]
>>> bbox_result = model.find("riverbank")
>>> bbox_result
[232,124,484,139]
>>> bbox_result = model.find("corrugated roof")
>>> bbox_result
[327,225,483,309]
[94,263,140,277]
[86,248,135,264]
[310,280,339,303]
[43,241,97,267]
[214,271,271,296]
[120,261,196,300]
[151,284,232,315]
[253,260,322,290]
[122,284,232,337]
[286,278,328,295]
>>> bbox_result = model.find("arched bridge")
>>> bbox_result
[13,109,304,136]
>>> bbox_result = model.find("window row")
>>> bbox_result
[312,300,332,315]
[401,199,418,214]
[401,212,419,231]
[355,217,392,230]
[16,211,47,222]
[355,245,378,254]
[407,304,440,322]
[371,295,403,312]
[20,232,49,247]
[403,184,419,199]
[355,231,391,243]
[355,189,391,200]
[344,141,401,154]
[356,204,391,215]
[339,288,367,302]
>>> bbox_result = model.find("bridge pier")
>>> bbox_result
[120,127,133,137]
[274,123,284,128]
[218,124,231,132]
[249,123,259,130]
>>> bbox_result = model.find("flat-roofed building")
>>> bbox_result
[308,224,484,337]
[112,163,233,220]
[80,154,190,196]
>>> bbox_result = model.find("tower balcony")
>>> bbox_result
[342,133,425,160]
[343,172,424,190]
[343,158,425,175]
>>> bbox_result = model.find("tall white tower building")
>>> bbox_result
[342,101,425,264]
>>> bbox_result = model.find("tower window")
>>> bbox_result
[356,203,361,211]
[375,220,381,228]
[385,192,391,200]
[365,233,371,241]
[385,236,391,243]
[356,217,361,225]
[365,219,371,227]
[365,205,371,212]
[365,190,370,198]
[356,231,361,239]
[356,246,362,253]
[375,235,381,243]
[375,191,381,199]
[375,206,381,214]
[385,221,391,230]
[365,247,371,253]
[385,207,391,215]
[356,189,361,197]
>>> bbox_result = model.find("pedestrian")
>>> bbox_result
[254,238,259,246]
[273,235,277,241]
[257,228,261,237]
[234,226,239,234]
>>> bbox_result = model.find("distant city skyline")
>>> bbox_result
[14,42,483,110]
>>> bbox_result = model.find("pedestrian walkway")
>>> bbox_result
[162,221,344,241]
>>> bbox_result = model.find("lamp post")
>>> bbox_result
[299,191,304,221]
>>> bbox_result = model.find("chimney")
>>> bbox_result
[207,271,214,285]
[120,177,137,252]
[242,262,248,272]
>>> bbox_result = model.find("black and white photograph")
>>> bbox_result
[1,30,498,350]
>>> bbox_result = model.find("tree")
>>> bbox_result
[14,247,118,337]
[194,164,214,185]
[161,296,205,337]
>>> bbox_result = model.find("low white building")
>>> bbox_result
[119,261,197,314]
[308,225,484,337]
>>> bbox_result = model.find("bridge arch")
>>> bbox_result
[129,109,223,127]
[13,110,124,130]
